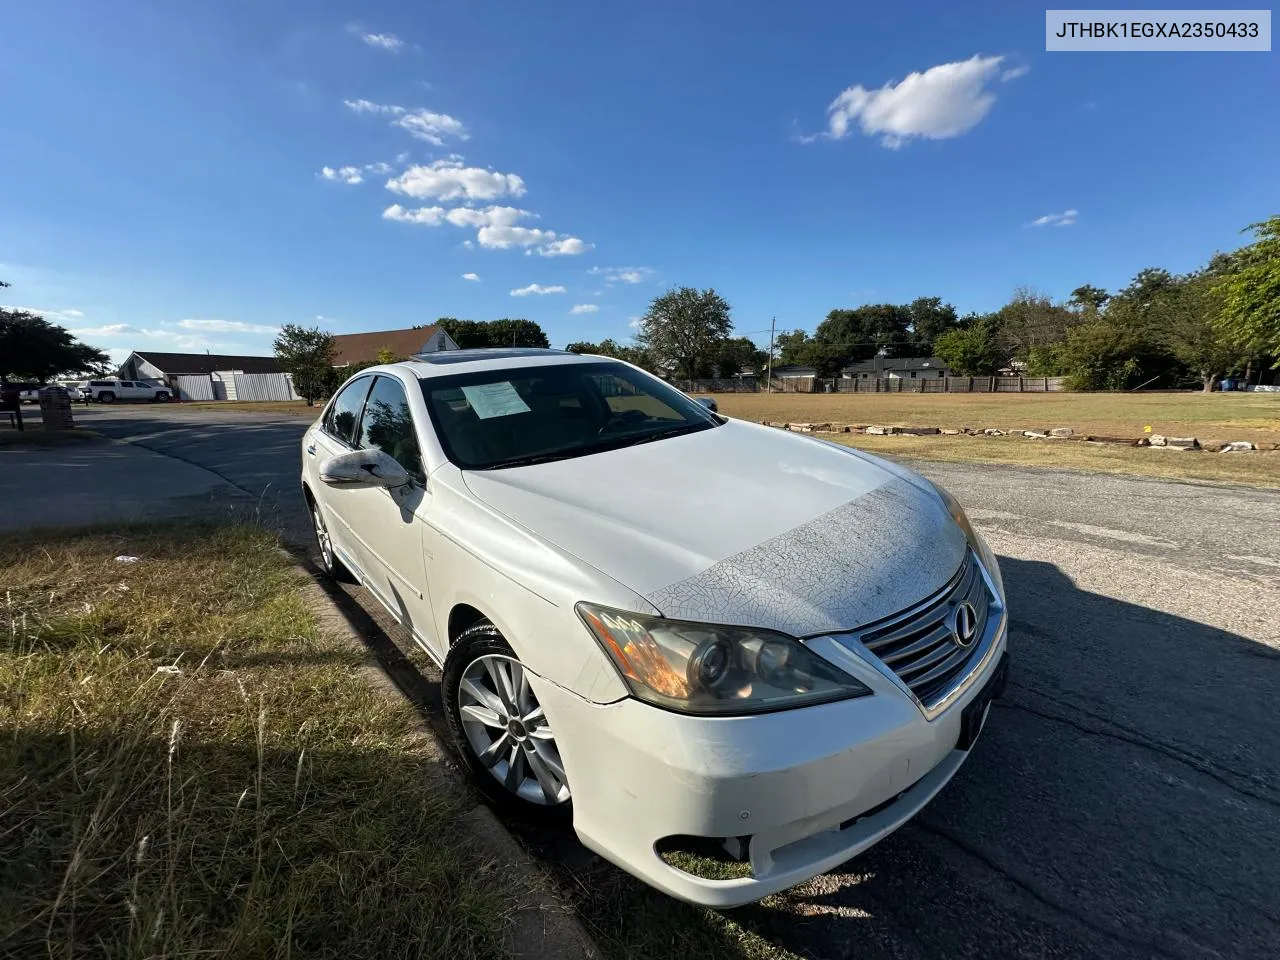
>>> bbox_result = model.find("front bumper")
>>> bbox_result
[533,617,1007,907]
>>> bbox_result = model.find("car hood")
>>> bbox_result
[462,420,968,637]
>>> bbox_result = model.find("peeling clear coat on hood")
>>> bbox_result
[462,419,967,637]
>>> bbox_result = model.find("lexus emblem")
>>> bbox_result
[953,602,979,648]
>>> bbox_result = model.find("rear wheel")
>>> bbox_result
[444,624,572,818]
[154,392,171,402]
[98,392,116,404]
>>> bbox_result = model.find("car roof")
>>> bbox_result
[395,348,614,380]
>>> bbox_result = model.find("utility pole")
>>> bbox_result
[766,316,776,391]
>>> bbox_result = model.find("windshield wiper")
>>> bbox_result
[481,447,584,470]
[616,422,710,448]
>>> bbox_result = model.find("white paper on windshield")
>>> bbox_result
[460,381,531,419]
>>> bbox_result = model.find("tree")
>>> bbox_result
[437,318,549,349]
[714,336,767,378]
[375,347,406,364]
[1052,320,1174,391]
[1213,216,1280,359]
[994,288,1076,359]
[565,338,655,370]
[636,287,732,379]
[1069,285,1110,315]
[273,324,336,406]
[934,316,1004,376]
[0,308,110,383]
[906,297,959,354]
[774,329,809,365]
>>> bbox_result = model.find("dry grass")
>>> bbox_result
[178,400,317,416]
[832,432,1280,487]
[0,523,509,960]
[714,391,1280,444]
[708,392,1280,487]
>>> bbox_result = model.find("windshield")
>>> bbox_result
[422,360,720,470]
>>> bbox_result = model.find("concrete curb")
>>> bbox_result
[294,572,600,960]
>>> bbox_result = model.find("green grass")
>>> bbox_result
[0,523,511,960]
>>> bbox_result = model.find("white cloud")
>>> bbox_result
[510,283,566,297]
[320,160,398,185]
[70,323,138,338]
[4,304,88,325]
[67,323,217,351]
[361,32,406,52]
[538,237,592,257]
[443,205,531,228]
[462,272,480,281]
[627,316,643,329]
[321,165,364,184]
[382,202,590,256]
[1029,209,1078,228]
[588,266,654,284]
[343,98,388,114]
[569,303,599,314]
[387,159,524,201]
[177,319,280,334]
[819,55,1010,149]
[343,100,468,145]
[382,204,446,225]
[1001,64,1029,82]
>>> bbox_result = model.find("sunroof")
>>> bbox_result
[412,348,571,364]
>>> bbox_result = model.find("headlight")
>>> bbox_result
[576,603,872,715]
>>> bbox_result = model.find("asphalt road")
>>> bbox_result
[79,404,1280,960]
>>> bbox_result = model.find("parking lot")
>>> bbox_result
[69,403,1280,959]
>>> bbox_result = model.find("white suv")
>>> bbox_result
[83,379,173,403]
[300,348,1009,907]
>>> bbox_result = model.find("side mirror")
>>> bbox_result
[319,449,411,488]
[695,396,718,413]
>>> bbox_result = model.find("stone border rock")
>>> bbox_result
[762,420,1271,455]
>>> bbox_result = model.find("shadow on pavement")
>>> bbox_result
[294,543,1280,960]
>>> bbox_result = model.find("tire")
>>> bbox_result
[98,392,115,404]
[309,497,353,582]
[443,623,572,819]
[154,392,171,402]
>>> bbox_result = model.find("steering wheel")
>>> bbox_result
[598,408,648,434]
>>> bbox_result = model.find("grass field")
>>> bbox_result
[708,392,1280,487]
[712,391,1280,444]
[179,399,319,416]
[1,523,510,960]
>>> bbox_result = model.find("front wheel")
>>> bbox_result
[443,624,572,818]
[309,498,352,581]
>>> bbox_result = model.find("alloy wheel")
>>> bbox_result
[312,506,334,572]
[457,654,570,806]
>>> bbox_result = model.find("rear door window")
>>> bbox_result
[323,376,373,446]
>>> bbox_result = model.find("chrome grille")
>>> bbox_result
[856,552,991,707]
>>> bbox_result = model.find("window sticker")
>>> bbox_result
[460,381,532,419]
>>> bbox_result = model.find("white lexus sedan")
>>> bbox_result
[300,348,1008,907]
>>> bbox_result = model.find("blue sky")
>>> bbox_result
[3,1,1276,363]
